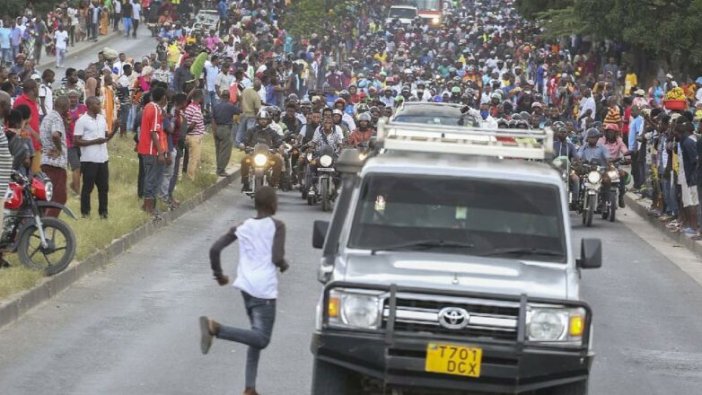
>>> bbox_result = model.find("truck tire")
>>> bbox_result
[541,380,588,395]
[311,358,361,395]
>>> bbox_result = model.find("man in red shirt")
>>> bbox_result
[13,79,42,174]
[137,86,168,215]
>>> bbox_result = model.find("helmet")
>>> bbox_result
[257,110,272,120]
[356,103,370,113]
[586,128,600,139]
[334,97,346,106]
[332,109,344,116]
[357,112,372,122]
[267,106,281,117]
[287,93,299,102]
[300,99,311,108]
[552,121,567,133]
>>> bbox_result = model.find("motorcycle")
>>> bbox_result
[575,161,601,227]
[279,135,299,192]
[599,162,623,223]
[307,146,338,212]
[552,156,572,205]
[243,143,274,198]
[0,172,77,275]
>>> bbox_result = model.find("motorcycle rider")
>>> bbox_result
[239,110,284,191]
[306,117,344,193]
[598,123,629,207]
[332,109,350,138]
[552,121,579,208]
[576,128,610,167]
[347,112,374,147]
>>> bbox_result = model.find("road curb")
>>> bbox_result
[624,192,702,258]
[36,31,121,70]
[0,170,239,330]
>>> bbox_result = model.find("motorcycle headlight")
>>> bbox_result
[44,181,54,201]
[607,169,619,181]
[319,154,333,168]
[253,153,268,167]
[587,171,601,184]
[306,152,314,161]
[527,306,586,344]
[432,17,440,25]
[327,290,381,329]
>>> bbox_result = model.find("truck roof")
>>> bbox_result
[362,152,563,186]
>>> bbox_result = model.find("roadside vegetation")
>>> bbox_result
[0,132,242,299]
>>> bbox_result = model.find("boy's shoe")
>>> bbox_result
[199,316,214,355]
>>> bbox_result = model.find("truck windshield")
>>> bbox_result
[348,174,567,263]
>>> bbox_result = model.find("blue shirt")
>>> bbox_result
[204,63,219,92]
[0,27,11,49]
[577,144,610,167]
[628,115,644,151]
[10,28,22,46]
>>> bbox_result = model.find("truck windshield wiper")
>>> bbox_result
[370,240,475,255]
[479,247,564,258]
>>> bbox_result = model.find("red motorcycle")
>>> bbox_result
[1,172,77,275]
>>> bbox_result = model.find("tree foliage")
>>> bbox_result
[282,0,360,38]
[517,0,702,74]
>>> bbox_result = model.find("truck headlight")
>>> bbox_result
[587,171,601,184]
[253,153,268,167]
[327,289,381,329]
[319,155,333,167]
[527,306,586,343]
[432,17,440,25]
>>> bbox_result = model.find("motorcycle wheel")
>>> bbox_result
[583,196,594,227]
[254,174,264,191]
[608,191,617,222]
[321,179,330,212]
[307,195,314,206]
[18,217,76,276]
[301,187,308,199]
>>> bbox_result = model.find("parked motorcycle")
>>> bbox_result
[0,172,77,275]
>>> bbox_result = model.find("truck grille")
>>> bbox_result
[382,295,520,341]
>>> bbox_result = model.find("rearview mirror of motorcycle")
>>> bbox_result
[577,239,602,269]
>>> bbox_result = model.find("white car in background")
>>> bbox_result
[385,5,418,26]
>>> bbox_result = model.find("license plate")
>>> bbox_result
[317,168,335,172]
[425,343,482,378]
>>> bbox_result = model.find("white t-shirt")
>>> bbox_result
[38,84,53,116]
[74,113,109,163]
[233,217,279,299]
[132,2,141,20]
[55,30,68,50]
[67,7,79,26]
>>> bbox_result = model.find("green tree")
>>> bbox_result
[518,0,702,76]
[282,0,360,38]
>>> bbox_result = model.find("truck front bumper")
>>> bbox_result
[312,330,592,394]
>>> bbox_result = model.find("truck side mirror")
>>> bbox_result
[577,239,602,269]
[312,220,330,249]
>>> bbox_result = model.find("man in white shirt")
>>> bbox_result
[39,69,54,117]
[203,55,220,112]
[73,96,115,218]
[54,25,68,68]
[578,88,596,122]
[200,187,288,395]
[131,0,141,38]
[112,0,121,32]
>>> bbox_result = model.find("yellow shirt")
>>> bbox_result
[624,73,638,95]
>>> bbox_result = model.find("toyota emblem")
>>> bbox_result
[438,307,470,330]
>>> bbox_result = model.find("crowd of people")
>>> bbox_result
[0,0,700,232]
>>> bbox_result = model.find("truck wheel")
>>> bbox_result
[541,380,588,395]
[311,359,361,395]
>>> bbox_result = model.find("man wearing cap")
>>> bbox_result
[577,128,609,168]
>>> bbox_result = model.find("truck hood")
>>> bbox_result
[341,252,569,300]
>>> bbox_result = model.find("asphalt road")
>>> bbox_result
[1,35,701,395]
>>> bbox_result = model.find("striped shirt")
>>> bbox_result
[40,111,68,169]
[184,102,205,135]
[0,124,12,198]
